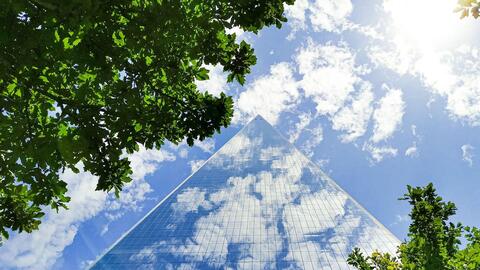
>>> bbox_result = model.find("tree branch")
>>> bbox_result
[145,81,187,108]
[33,88,106,112]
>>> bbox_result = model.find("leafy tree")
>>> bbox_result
[348,249,401,270]
[347,183,480,270]
[456,0,480,18]
[0,0,294,242]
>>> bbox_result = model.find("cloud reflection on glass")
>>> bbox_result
[91,115,399,270]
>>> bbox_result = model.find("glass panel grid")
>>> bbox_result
[91,116,399,269]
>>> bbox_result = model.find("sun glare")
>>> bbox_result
[385,0,470,50]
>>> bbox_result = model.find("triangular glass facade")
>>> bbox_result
[91,115,399,269]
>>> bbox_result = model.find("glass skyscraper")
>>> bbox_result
[91,115,399,269]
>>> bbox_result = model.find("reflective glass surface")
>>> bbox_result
[91,115,399,270]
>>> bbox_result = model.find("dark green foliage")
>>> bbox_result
[348,183,480,270]
[0,0,294,242]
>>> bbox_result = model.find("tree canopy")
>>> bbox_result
[348,183,480,270]
[0,0,294,242]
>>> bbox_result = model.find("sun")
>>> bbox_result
[384,0,470,51]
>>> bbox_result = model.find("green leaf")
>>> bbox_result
[227,73,234,83]
[195,67,209,81]
[160,68,168,83]
[145,56,153,66]
[54,30,60,42]
[34,212,45,218]
[58,137,76,163]
[6,82,16,93]
[1,229,9,240]
[134,123,142,132]
[78,72,96,82]
[39,75,49,83]
[62,37,70,49]
[72,38,82,47]
[236,74,245,85]
[112,30,126,47]
[70,166,80,174]
[58,123,68,136]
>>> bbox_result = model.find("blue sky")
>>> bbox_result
[1,0,480,269]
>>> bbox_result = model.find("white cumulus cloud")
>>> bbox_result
[194,138,215,154]
[461,144,475,167]
[331,82,374,142]
[0,169,106,270]
[363,143,398,163]
[371,86,405,143]
[299,124,324,157]
[234,62,299,125]
[405,145,418,158]
[288,112,313,143]
[171,188,212,216]
[196,64,228,97]
[285,0,353,34]
[297,41,376,143]
[0,147,176,270]
[189,159,206,173]
[296,41,367,116]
